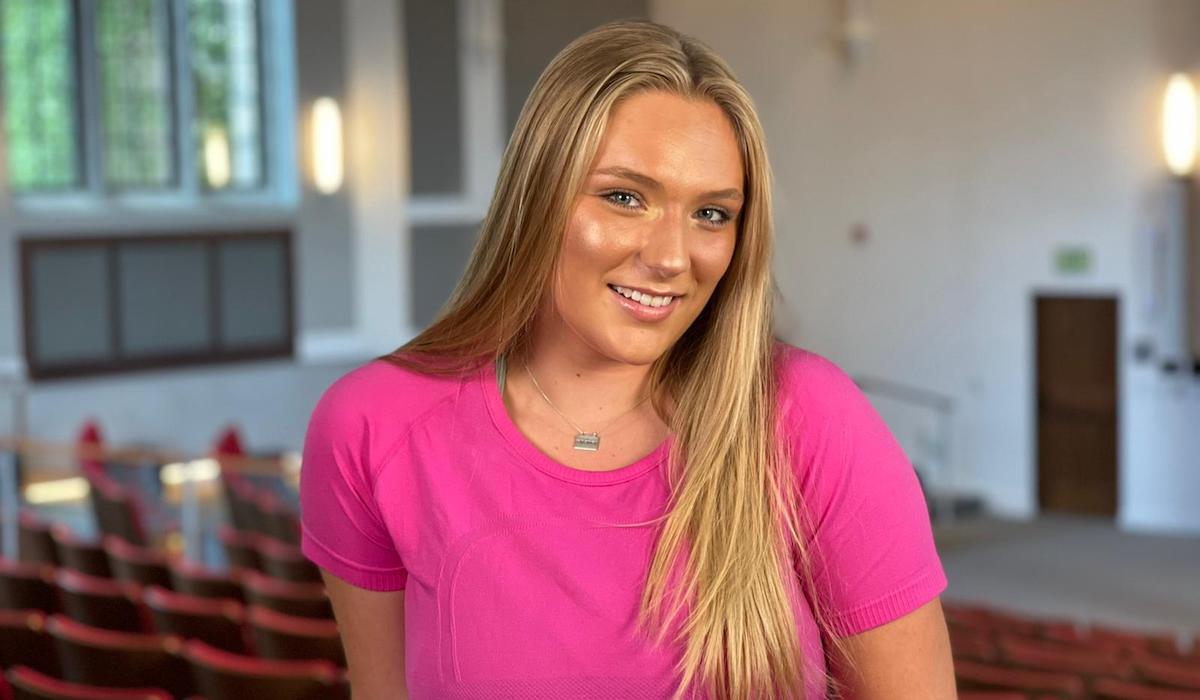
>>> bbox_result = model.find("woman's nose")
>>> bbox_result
[638,209,689,278]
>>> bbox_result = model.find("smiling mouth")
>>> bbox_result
[608,284,679,308]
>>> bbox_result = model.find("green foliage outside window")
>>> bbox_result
[1,0,78,191]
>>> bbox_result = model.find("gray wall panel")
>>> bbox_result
[503,0,648,134]
[411,223,480,329]
[117,242,212,356]
[220,238,288,348]
[404,0,463,195]
[29,247,112,365]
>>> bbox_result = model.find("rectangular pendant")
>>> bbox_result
[573,433,600,451]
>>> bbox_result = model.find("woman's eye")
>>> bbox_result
[603,191,641,209]
[697,207,731,226]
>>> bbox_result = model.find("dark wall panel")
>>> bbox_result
[411,223,479,329]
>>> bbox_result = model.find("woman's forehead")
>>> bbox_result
[589,91,744,194]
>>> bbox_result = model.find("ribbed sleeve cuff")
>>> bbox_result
[828,566,948,638]
[301,529,409,592]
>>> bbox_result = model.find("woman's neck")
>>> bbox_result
[512,319,658,430]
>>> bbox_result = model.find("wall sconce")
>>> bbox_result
[837,0,876,67]
[1162,73,1197,178]
[203,125,231,190]
[311,97,344,194]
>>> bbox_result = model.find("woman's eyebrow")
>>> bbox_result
[591,166,743,202]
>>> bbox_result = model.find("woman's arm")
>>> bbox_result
[322,570,408,699]
[831,598,957,699]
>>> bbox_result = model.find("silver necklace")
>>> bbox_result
[522,359,650,452]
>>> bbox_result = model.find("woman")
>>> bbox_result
[301,19,955,700]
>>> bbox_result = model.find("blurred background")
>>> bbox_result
[0,1,1198,698]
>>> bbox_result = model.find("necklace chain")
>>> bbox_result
[522,359,650,439]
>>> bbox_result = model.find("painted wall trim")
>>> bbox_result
[0,356,26,382]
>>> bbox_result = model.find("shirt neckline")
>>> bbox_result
[477,358,671,486]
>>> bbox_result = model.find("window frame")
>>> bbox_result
[5,0,298,229]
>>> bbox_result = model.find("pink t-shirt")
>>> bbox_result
[300,343,946,699]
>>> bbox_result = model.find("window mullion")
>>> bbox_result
[172,0,198,196]
[76,0,105,195]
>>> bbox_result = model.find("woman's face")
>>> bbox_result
[544,90,744,367]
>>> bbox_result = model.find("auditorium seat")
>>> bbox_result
[240,571,332,620]
[0,610,59,677]
[1092,677,1200,699]
[4,665,171,700]
[256,492,300,545]
[53,569,146,633]
[0,560,58,613]
[954,658,1088,697]
[996,634,1133,679]
[183,639,348,700]
[217,526,260,572]
[15,515,58,568]
[87,476,148,547]
[103,537,173,590]
[944,602,1081,643]
[253,534,320,583]
[1134,654,1200,692]
[1088,624,1183,657]
[248,605,345,666]
[143,586,247,654]
[169,561,244,602]
[50,527,110,578]
[213,428,267,535]
[46,615,192,699]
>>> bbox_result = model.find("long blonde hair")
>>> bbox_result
[387,20,843,699]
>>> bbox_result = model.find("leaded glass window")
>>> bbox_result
[189,0,264,190]
[97,0,175,188]
[0,0,271,197]
[0,0,79,191]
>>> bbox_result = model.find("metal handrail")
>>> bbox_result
[853,374,954,414]
[853,374,964,522]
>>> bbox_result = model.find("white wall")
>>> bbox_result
[3,359,354,463]
[652,0,1200,532]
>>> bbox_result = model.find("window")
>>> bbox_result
[0,0,289,202]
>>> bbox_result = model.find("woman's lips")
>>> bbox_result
[609,285,679,321]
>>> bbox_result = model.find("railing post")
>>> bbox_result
[181,459,203,565]
[0,449,19,560]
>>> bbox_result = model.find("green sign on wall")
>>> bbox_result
[1054,246,1092,275]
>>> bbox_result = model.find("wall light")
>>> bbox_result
[203,125,232,189]
[1162,73,1198,177]
[311,97,344,194]
[160,458,221,486]
[24,477,89,505]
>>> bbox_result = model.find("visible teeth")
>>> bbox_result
[613,285,674,308]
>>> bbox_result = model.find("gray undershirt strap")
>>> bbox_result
[496,354,507,394]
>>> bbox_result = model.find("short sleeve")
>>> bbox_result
[779,347,947,638]
[299,375,409,591]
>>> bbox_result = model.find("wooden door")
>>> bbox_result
[1035,295,1118,516]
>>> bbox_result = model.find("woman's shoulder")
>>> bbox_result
[772,341,860,407]
[308,356,472,444]
[771,340,882,442]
